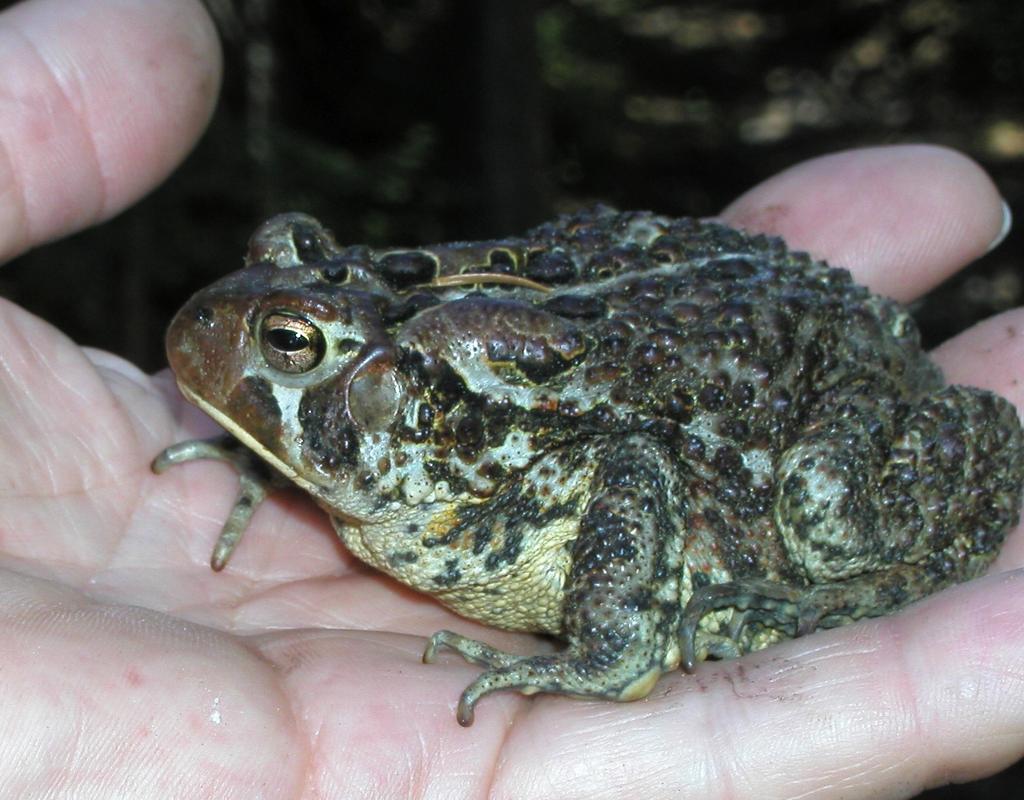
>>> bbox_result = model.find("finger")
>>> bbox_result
[0,0,221,262]
[720,145,1009,301]
[497,570,1024,799]
[931,306,1024,407]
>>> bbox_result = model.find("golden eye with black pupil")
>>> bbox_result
[259,313,325,373]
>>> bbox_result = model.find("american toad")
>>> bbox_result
[154,207,1024,725]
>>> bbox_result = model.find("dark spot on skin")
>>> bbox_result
[601,323,632,356]
[671,303,702,322]
[559,400,581,417]
[691,570,711,590]
[705,257,758,281]
[484,527,524,570]
[488,249,517,272]
[416,403,435,430]
[433,558,462,587]
[713,446,744,474]
[477,461,505,483]
[648,234,684,263]
[542,293,608,320]
[320,263,350,283]
[699,384,727,411]
[376,251,439,289]
[589,404,618,429]
[525,250,576,284]
[731,382,756,409]
[194,306,214,325]
[650,330,684,353]
[299,376,360,470]
[666,388,695,423]
[584,245,649,282]
[484,324,586,383]
[718,301,754,326]
[226,377,282,449]
[718,418,749,442]
[638,344,662,365]
[456,412,485,455]
[639,417,678,441]
[388,550,420,567]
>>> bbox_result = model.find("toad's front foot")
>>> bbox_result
[424,630,664,727]
[153,436,285,570]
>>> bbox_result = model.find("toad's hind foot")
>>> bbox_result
[679,580,809,672]
[423,630,664,727]
[423,630,520,670]
[678,563,965,671]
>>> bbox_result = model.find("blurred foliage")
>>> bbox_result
[3,0,1024,372]
[1,1,1022,795]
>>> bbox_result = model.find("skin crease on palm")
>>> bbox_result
[0,0,1022,798]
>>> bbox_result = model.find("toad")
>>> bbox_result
[154,207,1024,725]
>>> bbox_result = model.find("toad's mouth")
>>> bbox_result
[175,378,366,525]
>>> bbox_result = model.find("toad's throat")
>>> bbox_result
[175,379,368,525]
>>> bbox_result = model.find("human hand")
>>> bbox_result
[1,1,1021,797]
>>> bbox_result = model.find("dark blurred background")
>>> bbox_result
[2,1,1022,796]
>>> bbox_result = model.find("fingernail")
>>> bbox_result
[986,199,1012,254]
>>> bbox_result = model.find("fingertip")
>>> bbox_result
[90,0,223,209]
[986,199,1013,254]
[931,306,1024,406]
[0,0,222,261]
[721,145,1006,300]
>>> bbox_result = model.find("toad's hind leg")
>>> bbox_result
[681,385,1024,668]
[779,385,1022,588]
[424,435,686,726]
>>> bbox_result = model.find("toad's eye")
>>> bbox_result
[259,313,325,373]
